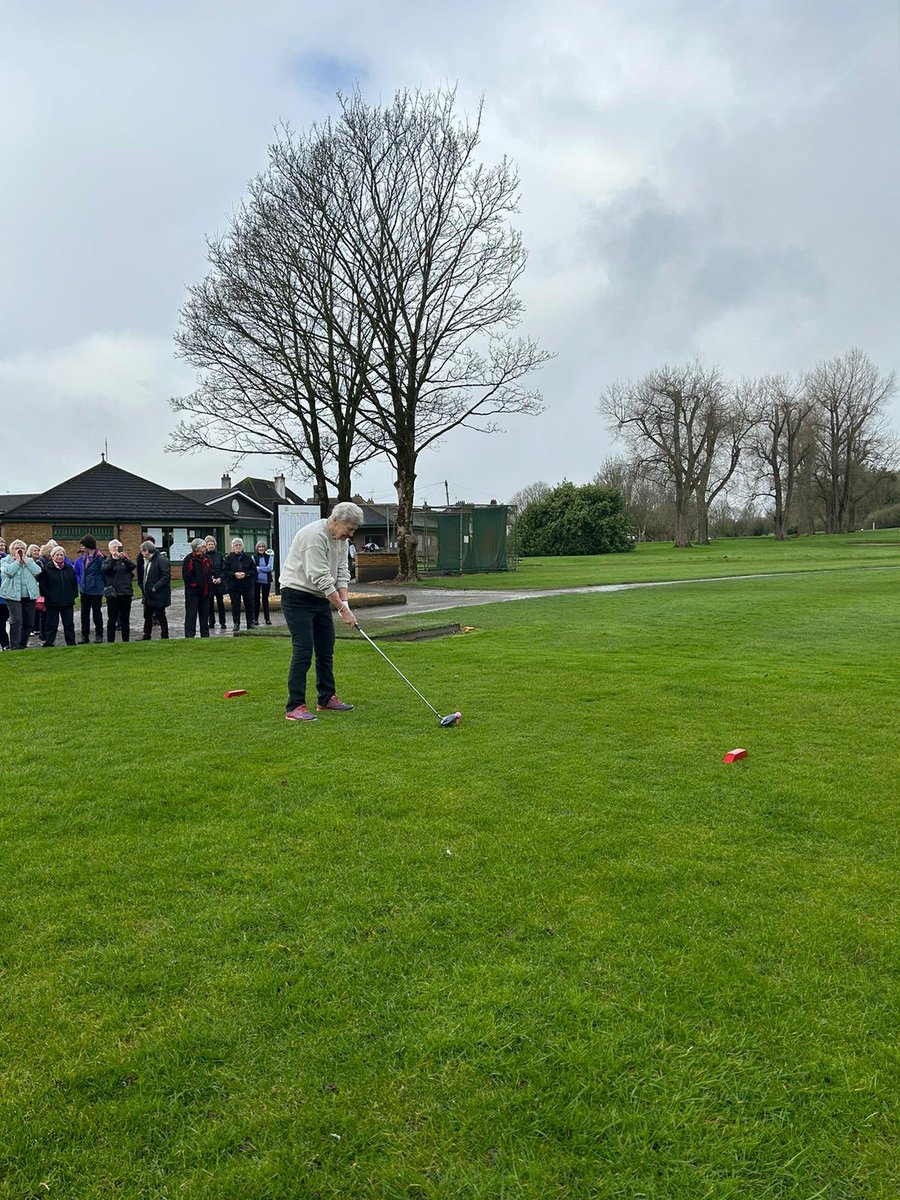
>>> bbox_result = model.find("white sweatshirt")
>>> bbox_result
[279,519,350,598]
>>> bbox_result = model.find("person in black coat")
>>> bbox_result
[41,546,79,646]
[182,538,213,638]
[204,536,228,630]
[138,541,171,639]
[101,540,137,643]
[224,538,257,631]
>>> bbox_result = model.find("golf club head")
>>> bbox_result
[439,711,462,727]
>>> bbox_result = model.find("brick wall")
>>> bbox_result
[0,522,145,560]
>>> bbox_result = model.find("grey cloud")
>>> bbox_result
[0,0,897,501]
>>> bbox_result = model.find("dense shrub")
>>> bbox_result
[516,481,635,556]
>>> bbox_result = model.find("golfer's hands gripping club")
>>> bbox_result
[338,600,358,627]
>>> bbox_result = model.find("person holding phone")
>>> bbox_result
[101,540,137,643]
[0,537,8,649]
[0,539,41,649]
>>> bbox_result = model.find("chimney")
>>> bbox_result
[274,473,286,499]
[221,473,231,491]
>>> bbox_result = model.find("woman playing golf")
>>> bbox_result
[279,501,363,722]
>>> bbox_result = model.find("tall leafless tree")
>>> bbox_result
[509,480,551,512]
[275,90,550,578]
[806,348,897,533]
[743,373,814,539]
[174,91,548,578]
[602,360,747,547]
[169,134,379,510]
[594,456,676,542]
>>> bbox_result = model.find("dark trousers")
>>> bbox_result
[208,587,226,628]
[5,599,35,649]
[281,587,336,709]
[229,582,254,629]
[45,604,77,647]
[80,593,104,639]
[106,595,132,642]
[185,589,209,637]
[255,582,271,623]
[143,603,169,639]
[0,605,8,649]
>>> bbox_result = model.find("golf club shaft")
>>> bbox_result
[354,625,442,719]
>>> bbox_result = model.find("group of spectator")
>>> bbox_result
[181,535,274,638]
[0,533,275,649]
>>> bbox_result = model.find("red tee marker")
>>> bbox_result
[224,689,248,698]
[723,748,748,763]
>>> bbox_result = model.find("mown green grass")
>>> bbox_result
[2,570,899,1198]
[419,531,900,589]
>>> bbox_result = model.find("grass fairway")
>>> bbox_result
[419,531,900,589]
[2,570,899,1198]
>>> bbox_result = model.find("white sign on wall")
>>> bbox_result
[275,504,321,583]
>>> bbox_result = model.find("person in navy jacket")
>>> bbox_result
[224,538,257,631]
[74,535,105,643]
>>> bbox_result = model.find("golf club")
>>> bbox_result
[353,622,461,727]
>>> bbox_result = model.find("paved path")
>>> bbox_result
[22,564,896,649]
[355,564,900,621]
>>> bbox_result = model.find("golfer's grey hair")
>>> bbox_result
[140,540,156,554]
[330,501,364,526]
[231,537,244,549]
[190,538,206,551]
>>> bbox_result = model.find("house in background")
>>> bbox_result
[179,473,309,552]
[0,461,233,560]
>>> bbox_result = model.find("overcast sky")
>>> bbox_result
[1,0,898,505]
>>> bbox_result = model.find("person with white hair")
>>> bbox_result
[182,537,213,638]
[253,540,274,625]
[0,536,8,649]
[224,537,257,632]
[138,539,171,639]
[279,501,362,722]
[0,539,41,649]
[41,545,79,647]
[100,540,137,642]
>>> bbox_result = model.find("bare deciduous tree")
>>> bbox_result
[601,359,747,547]
[743,373,814,539]
[170,90,549,572]
[593,456,674,541]
[317,89,550,578]
[509,480,551,513]
[261,94,549,576]
[806,348,897,533]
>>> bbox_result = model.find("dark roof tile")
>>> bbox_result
[2,462,233,523]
